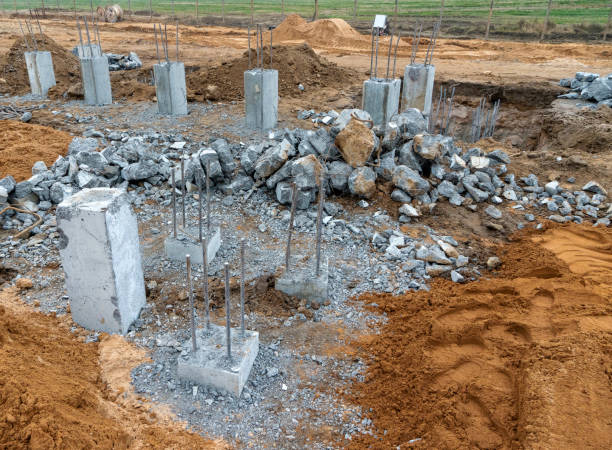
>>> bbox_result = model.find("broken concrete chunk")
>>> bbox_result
[254,141,290,179]
[328,161,353,193]
[291,155,323,190]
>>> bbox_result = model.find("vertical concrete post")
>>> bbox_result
[25,51,56,98]
[56,188,146,335]
[401,63,435,119]
[154,61,188,116]
[362,78,401,127]
[244,69,278,130]
[80,54,112,106]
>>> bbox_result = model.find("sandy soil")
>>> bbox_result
[349,223,612,449]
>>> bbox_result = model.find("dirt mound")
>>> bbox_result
[0,287,224,449]
[0,34,80,99]
[186,43,357,102]
[0,120,73,182]
[538,105,612,154]
[274,14,365,47]
[348,223,612,449]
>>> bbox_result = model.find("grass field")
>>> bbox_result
[5,0,611,29]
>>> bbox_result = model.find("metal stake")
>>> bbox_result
[270,29,273,68]
[392,32,401,79]
[315,174,325,277]
[240,238,245,338]
[180,155,186,227]
[224,263,231,359]
[76,20,84,57]
[19,22,31,52]
[374,28,380,79]
[198,173,203,243]
[369,27,375,79]
[83,16,93,58]
[153,24,160,65]
[202,236,210,331]
[95,21,102,53]
[385,34,393,80]
[205,160,211,235]
[186,255,197,352]
[248,25,251,69]
[176,20,179,62]
[171,169,177,238]
[285,183,298,271]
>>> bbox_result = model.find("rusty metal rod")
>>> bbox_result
[171,169,177,238]
[285,183,298,271]
[202,235,210,331]
[186,254,197,352]
[240,238,246,338]
[315,174,325,277]
[224,263,231,359]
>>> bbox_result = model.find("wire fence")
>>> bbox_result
[2,1,611,41]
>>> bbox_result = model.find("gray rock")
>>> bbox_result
[266,160,294,190]
[450,270,465,283]
[20,111,32,122]
[240,144,263,176]
[348,166,377,198]
[581,74,612,102]
[291,155,321,190]
[544,180,560,195]
[375,150,397,181]
[275,182,293,205]
[31,161,48,175]
[12,181,33,199]
[50,182,74,204]
[76,151,108,170]
[398,142,422,172]
[575,72,599,82]
[485,205,502,219]
[487,149,511,165]
[121,160,159,181]
[68,137,98,155]
[548,214,567,223]
[0,187,7,205]
[199,149,224,181]
[38,200,52,211]
[392,108,427,138]
[391,189,411,203]
[416,245,451,265]
[220,175,253,194]
[502,189,517,201]
[399,203,420,217]
[77,171,98,189]
[392,165,429,196]
[487,256,502,269]
[437,180,458,198]
[31,185,50,202]
[211,139,236,175]
[254,141,290,179]
[582,181,607,196]
[331,109,371,135]
[0,176,16,194]
[426,264,453,276]
[328,161,353,192]
[413,134,441,160]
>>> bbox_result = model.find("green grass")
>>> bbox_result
[4,0,610,26]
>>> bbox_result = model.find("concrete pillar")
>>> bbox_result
[80,55,112,105]
[362,78,401,127]
[154,61,188,116]
[56,188,146,335]
[244,69,278,130]
[76,44,102,58]
[401,63,436,119]
[25,51,56,98]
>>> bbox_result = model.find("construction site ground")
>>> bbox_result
[0,14,610,449]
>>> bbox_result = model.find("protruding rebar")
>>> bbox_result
[315,174,325,277]
[76,20,84,57]
[186,254,197,353]
[202,235,210,331]
[33,9,43,37]
[270,28,273,68]
[369,27,375,80]
[198,172,203,243]
[392,32,401,79]
[285,183,298,271]
[171,169,177,238]
[255,24,259,70]
[153,23,161,65]
[205,160,211,234]
[176,20,179,62]
[180,155,186,227]
[26,19,38,51]
[374,29,380,79]
[224,262,231,360]
[248,25,251,69]
[410,22,422,65]
[95,20,102,53]
[163,23,169,62]
[84,16,93,58]
[19,21,31,52]
[240,238,245,338]
[385,34,393,80]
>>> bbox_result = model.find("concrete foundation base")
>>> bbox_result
[154,61,188,116]
[80,55,112,105]
[362,78,401,127]
[275,257,328,303]
[25,51,56,98]
[401,64,435,118]
[164,226,221,265]
[244,69,278,130]
[177,324,259,396]
[56,188,146,334]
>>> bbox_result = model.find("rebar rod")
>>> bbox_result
[315,175,325,277]
[224,263,231,359]
[153,23,160,64]
[202,235,210,331]
[240,238,245,338]
[198,173,202,243]
[163,23,169,62]
[369,27,374,79]
[19,21,31,52]
[285,183,298,271]
[26,19,38,51]
[205,160,211,234]
[76,20,84,56]
[443,86,455,135]
[84,17,93,58]
[248,25,251,69]
[171,169,177,238]
[270,29,273,68]
[180,155,186,227]
[176,21,179,62]
[374,29,380,79]
[186,254,197,353]
[385,34,393,80]
[392,32,401,79]
[33,9,43,37]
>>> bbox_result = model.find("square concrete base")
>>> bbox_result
[177,324,259,396]
[362,78,401,127]
[401,63,435,118]
[164,226,221,265]
[81,55,112,105]
[244,69,278,130]
[154,61,188,116]
[275,257,328,302]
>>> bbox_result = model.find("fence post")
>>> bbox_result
[485,0,495,40]
[149,0,152,21]
[281,0,284,18]
[354,0,357,19]
[314,0,319,21]
[604,3,612,41]
[223,0,225,24]
[540,0,553,41]
[195,0,198,18]
[440,0,445,20]
[251,0,253,25]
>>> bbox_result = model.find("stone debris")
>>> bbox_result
[558,72,612,106]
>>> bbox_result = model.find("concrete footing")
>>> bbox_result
[362,78,401,127]
[154,61,188,116]
[401,63,435,118]
[164,226,221,265]
[25,51,56,98]
[56,188,146,335]
[177,324,259,396]
[76,44,102,59]
[244,69,278,130]
[275,257,329,303]
[80,55,112,105]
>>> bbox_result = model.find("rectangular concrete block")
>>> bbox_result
[275,257,328,303]
[25,51,56,98]
[164,226,221,265]
[76,44,102,59]
[56,188,146,334]
[80,55,112,105]
[362,78,401,127]
[177,325,259,396]
[244,69,278,130]
[154,61,188,116]
[402,64,436,118]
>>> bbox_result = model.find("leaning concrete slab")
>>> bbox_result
[275,257,329,303]
[80,54,112,105]
[362,78,401,127]
[154,61,188,116]
[56,188,146,334]
[177,324,259,396]
[401,63,435,118]
[164,226,221,265]
[25,51,56,98]
[244,69,278,130]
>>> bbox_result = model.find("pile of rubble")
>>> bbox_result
[558,71,612,106]
[70,47,142,71]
